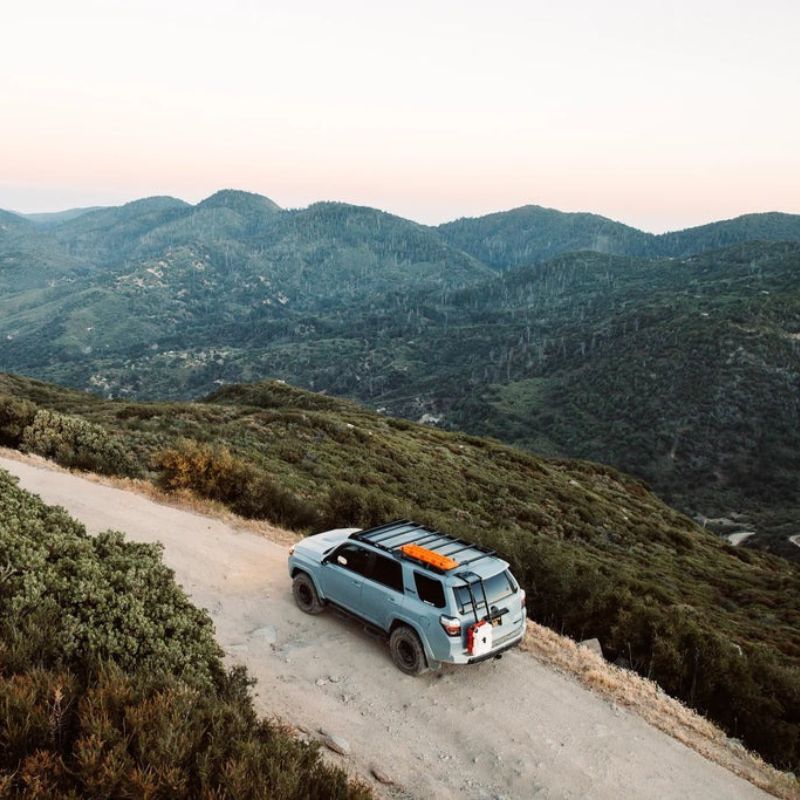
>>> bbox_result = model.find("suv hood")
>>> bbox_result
[296,527,361,560]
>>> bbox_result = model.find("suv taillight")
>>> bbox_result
[439,615,461,637]
[520,589,526,608]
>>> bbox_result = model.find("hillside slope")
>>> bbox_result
[1,452,783,800]
[0,192,491,394]
[47,239,793,561]
[437,205,653,267]
[422,243,800,561]
[1,373,799,773]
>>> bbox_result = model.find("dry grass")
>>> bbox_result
[2,446,798,798]
[522,621,800,800]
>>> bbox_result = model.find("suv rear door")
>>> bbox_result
[453,569,520,638]
[359,551,405,629]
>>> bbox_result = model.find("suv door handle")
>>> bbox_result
[387,595,398,604]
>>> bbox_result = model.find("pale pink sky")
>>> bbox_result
[2,0,799,232]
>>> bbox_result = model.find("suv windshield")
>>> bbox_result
[454,570,516,616]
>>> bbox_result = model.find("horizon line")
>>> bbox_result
[5,189,798,237]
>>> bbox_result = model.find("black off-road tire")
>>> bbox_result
[292,572,325,614]
[389,625,429,675]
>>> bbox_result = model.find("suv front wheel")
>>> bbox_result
[389,625,429,675]
[292,572,325,614]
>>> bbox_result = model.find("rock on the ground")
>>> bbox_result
[319,730,351,755]
[370,764,393,785]
[579,638,603,658]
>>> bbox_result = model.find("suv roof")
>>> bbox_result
[349,519,504,581]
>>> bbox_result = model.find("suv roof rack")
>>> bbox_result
[350,519,497,575]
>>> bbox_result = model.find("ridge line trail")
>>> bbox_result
[1,455,770,800]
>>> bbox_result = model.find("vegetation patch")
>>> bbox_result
[0,467,371,799]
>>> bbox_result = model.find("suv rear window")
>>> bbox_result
[414,572,446,608]
[454,570,515,614]
[369,553,404,593]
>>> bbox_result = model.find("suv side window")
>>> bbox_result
[368,553,404,592]
[414,572,446,608]
[333,544,372,577]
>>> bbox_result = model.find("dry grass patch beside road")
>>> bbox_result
[522,621,799,800]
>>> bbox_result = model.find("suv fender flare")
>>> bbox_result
[290,565,326,600]
[389,617,435,667]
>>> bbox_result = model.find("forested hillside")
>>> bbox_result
[1,193,799,561]
[400,243,800,561]
[437,205,654,267]
[439,206,800,268]
[1,373,799,773]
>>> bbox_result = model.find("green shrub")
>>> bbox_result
[0,394,37,447]
[322,483,403,529]
[0,468,371,800]
[21,409,138,476]
[155,439,319,530]
[0,469,221,685]
[0,661,370,800]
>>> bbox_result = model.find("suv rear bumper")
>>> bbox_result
[435,623,526,665]
[467,633,525,663]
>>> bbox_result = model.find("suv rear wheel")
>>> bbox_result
[389,625,428,675]
[292,572,325,614]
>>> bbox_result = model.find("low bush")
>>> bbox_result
[0,469,222,685]
[21,409,138,476]
[322,483,404,529]
[0,394,37,447]
[156,439,319,530]
[0,468,370,799]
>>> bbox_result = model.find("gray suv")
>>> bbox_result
[288,520,527,674]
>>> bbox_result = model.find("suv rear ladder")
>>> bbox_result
[454,569,492,624]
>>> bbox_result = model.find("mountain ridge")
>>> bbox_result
[0,193,798,566]
[438,204,800,267]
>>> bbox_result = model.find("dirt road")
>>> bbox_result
[1,455,770,800]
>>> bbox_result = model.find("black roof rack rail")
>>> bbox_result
[349,520,498,575]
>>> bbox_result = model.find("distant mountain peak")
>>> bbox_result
[21,206,107,226]
[120,196,189,212]
[197,189,281,213]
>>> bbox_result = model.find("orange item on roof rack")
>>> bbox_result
[399,543,460,571]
